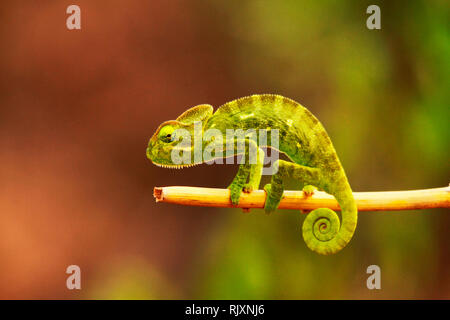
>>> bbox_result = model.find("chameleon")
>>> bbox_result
[146,94,357,255]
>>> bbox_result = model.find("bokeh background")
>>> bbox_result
[0,0,448,299]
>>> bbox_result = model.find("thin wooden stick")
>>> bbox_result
[153,185,450,212]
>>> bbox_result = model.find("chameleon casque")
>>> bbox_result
[147,94,357,255]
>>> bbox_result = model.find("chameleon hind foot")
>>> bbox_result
[263,183,283,214]
[300,185,318,213]
[302,185,317,197]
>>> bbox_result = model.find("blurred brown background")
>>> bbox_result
[0,0,448,299]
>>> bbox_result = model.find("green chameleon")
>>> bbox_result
[146,94,357,255]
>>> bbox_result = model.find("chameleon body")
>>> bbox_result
[147,94,357,255]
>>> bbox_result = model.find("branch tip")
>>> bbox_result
[153,187,163,202]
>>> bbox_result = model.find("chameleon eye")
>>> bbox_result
[166,133,175,142]
[158,125,176,143]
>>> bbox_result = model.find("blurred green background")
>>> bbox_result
[0,0,448,299]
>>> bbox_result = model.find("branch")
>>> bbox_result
[153,185,450,212]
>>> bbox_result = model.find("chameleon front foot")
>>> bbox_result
[228,183,253,213]
[241,184,257,213]
[228,182,244,205]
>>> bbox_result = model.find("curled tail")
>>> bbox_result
[302,187,358,255]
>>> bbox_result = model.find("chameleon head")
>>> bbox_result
[146,104,214,169]
[146,120,196,168]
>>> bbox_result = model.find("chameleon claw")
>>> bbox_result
[243,184,254,193]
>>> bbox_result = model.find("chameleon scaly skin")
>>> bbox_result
[147,94,357,255]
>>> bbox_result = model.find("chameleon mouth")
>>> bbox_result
[152,161,200,169]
